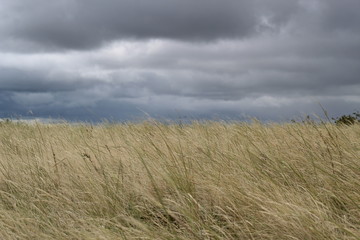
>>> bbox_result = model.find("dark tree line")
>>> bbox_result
[333,111,360,125]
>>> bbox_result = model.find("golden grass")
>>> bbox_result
[0,120,359,239]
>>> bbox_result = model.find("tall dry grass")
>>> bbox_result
[0,120,359,239]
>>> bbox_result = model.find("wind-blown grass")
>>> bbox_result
[0,120,359,239]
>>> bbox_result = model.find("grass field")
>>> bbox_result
[0,120,359,239]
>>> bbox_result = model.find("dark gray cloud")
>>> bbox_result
[0,0,360,121]
[0,66,100,92]
[0,0,260,51]
[320,0,360,33]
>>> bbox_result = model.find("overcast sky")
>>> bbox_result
[1,0,359,122]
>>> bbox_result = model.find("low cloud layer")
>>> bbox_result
[0,0,359,121]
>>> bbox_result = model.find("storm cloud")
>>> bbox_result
[1,0,256,50]
[0,0,359,121]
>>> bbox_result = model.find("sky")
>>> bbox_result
[0,0,359,122]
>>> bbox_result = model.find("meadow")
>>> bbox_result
[0,120,359,239]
